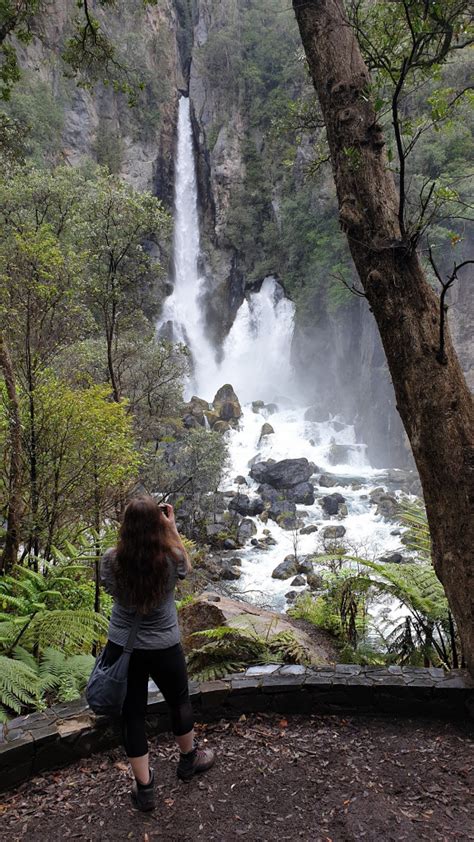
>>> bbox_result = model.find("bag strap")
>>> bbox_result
[123,612,142,654]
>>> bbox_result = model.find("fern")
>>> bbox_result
[187,624,310,681]
[8,646,95,711]
[358,561,448,623]
[0,655,42,722]
[398,500,431,561]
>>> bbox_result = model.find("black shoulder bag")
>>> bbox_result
[86,613,142,717]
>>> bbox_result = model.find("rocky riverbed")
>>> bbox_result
[168,387,423,636]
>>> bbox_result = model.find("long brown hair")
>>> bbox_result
[113,496,184,613]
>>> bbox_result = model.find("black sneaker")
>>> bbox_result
[177,744,215,782]
[130,769,155,812]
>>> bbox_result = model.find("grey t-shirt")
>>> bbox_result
[100,548,187,650]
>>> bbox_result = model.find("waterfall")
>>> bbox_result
[157,97,217,393]
[206,276,296,403]
[158,97,295,403]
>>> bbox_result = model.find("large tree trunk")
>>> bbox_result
[292,0,474,671]
[0,334,22,573]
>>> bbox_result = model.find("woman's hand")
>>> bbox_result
[160,502,177,530]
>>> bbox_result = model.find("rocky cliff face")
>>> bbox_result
[16,0,184,203]
[188,0,247,344]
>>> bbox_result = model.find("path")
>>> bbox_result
[1,713,473,841]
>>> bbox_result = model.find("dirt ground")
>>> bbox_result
[1,713,473,841]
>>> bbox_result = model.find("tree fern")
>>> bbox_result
[26,609,108,654]
[398,500,431,561]
[358,560,448,622]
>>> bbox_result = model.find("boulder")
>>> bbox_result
[237,518,257,544]
[213,420,231,434]
[318,473,338,488]
[263,535,277,546]
[223,538,237,550]
[285,590,298,603]
[183,414,200,429]
[338,504,348,518]
[290,575,306,587]
[259,422,275,441]
[252,400,265,413]
[376,495,399,520]
[234,475,248,486]
[321,493,346,516]
[265,403,279,415]
[272,555,299,580]
[250,539,268,550]
[229,494,265,517]
[257,483,280,504]
[203,410,220,427]
[180,592,330,664]
[278,511,298,529]
[300,524,318,535]
[322,525,346,540]
[290,481,315,505]
[179,599,227,651]
[250,457,313,489]
[221,565,242,580]
[307,572,325,590]
[298,558,314,575]
[267,498,296,525]
[212,384,242,424]
[228,556,242,566]
[369,487,386,504]
[304,406,328,423]
[379,552,406,564]
[249,460,273,483]
[182,396,210,427]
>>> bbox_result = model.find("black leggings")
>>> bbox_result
[103,641,194,757]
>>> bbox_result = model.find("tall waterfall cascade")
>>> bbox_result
[158,97,295,403]
[158,96,412,630]
[158,97,217,394]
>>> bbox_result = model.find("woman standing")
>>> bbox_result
[100,496,214,812]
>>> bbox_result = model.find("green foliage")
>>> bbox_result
[187,624,310,681]
[0,542,111,719]
[0,654,41,721]
[15,645,94,702]
[147,425,229,518]
[289,571,371,646]
[94,116,123,174]
[0,563,108,654]
[398,500,431,560]
[2,76,65,165]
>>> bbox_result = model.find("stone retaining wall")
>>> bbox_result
[1,664,473,792]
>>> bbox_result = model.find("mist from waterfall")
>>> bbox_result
[158,97,295,403]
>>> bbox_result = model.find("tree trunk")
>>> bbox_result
[292,0,474,671]
[0,334,22,573]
